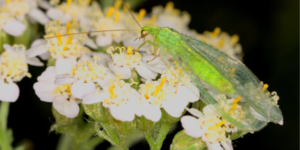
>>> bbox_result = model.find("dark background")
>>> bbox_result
[7,0,298,150]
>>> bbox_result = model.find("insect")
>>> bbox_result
[123,2,283,131]
[46,1,283,132]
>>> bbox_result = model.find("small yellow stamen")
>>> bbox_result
[216,120,226,127]
[175,82,180,94]
[123,3,130,12]
[212,27,221,38]
[66,23,71,34]
[115,10,120,24]
[150,15,157,25]
[165,1,174,11]
[217,38,225,49]
[56,20,61,24]
[137,9,146,22]
[233,96,241,104]
[127,46,133,56]
[114,0,122,9]
[67,0,72,6]
[153,77,167,97]
[6,0,10,4]
[173,61,179,66]
[178,68,182,76]
[56,33,63,45]
[231,34,239,45]
[67,35,72,44]
[106,7,114,18]
[262,84,268,92]
[109,84,116,99]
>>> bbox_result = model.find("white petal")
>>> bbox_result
[221,140,233,150]
[26,44,48,58]
[55,77,75,85]
[205,142,223,150]
[181,116,204,138]
[37,0,52,10]
[39,52,50,60]
[110,105,135,121]
[82,92,108,104]
[96,34,113,47]
[142,55,167,73]
[46,8,64,20]
[134,62,157,80]
[71,79,96,99]
[3,44,14,52]
[142,104,161,122]
[33,82,56,102]
[203,105,219,116]
[163,98,188,118]
[37,66,56,82]
[55,57,76,75]
[77,54,91,63]
[53,96,79,118]
[28,9,50,25]
[26,57,44,66]
[84,37,97,49]
[96,77,111,88]
[0,80,19,102]
[2,20,26,36]
[176,85,199,102]
[185,107,204,118]
[30,39,47,47]
[109,63,131,79]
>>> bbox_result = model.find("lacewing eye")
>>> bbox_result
[141,30,147,35]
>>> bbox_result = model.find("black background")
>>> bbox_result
[7,0,298,150]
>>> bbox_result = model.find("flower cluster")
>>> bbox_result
[0,0,283,150]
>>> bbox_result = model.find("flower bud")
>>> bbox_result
[136,116,158,131]
[82,102,109,123]
[171,130,206,150]
[0,31,12,54]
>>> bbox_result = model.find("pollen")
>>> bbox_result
[66,22,71,34]
[217,38,225,49]
[6,0,10,4]
[106,7,114,18]
[56,32,63,45]
[212,27,221,38]
[216,120,226,127]
[262,84,268,92]
[67,0,72,6]
[150,15,157,25]
[114,10,120,24]
[231,34,239,46]
[114,0,122,9]
[153,77,167,97]
[165,1,174,11]
[137,9,146,22]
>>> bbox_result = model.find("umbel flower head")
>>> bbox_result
[0,44,42,102]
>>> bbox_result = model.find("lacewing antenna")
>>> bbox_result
[121,0,142,28]
[44,29,138,39]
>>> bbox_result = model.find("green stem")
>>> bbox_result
[143,131,156,150]
[0,102,13,150]
[56,134,72,150]
[154,123,171,150]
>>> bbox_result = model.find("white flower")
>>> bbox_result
[108,46,158,80]
[83,75,140,122]
[181,108,233,150]
[151,2,191,33]
[33,66,80,118]
[0,12,26,36]
[195,27,243,61]
[0,44,42,102]
[55,56,115,99]
[137,76,198,122]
